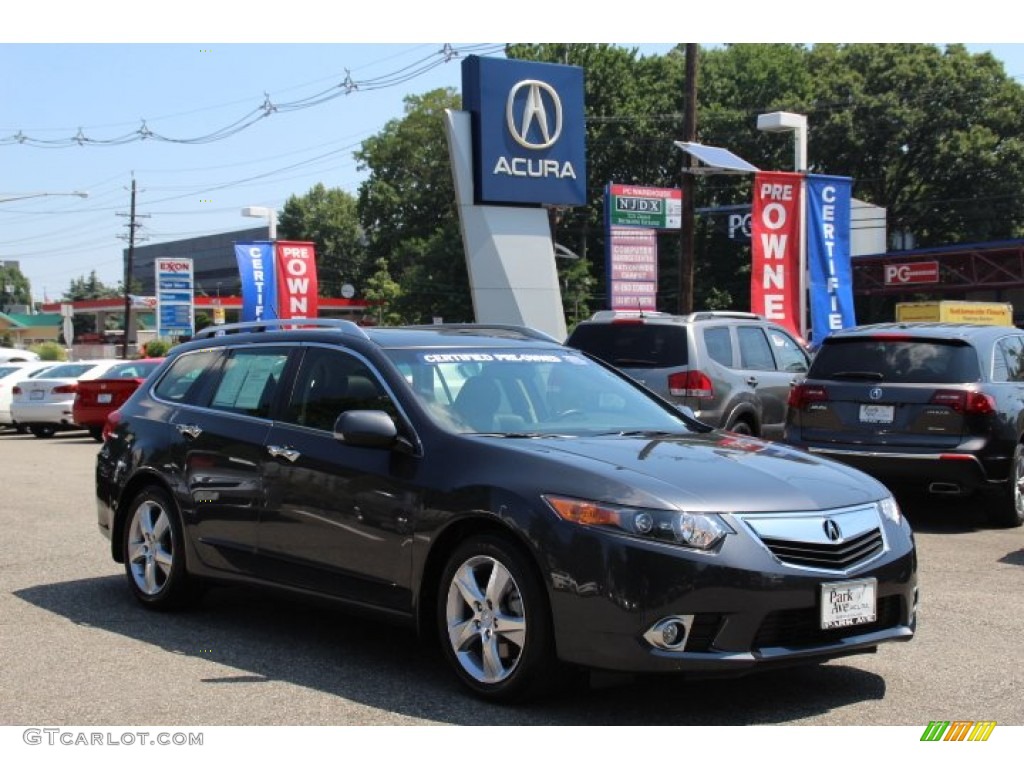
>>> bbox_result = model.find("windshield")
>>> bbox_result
[384,347,695,435]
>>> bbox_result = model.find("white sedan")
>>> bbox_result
[0,361,62,431]
[10,360,124,438]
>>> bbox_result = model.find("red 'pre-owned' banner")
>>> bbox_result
[275,241,319,320]
[750,171,802,338]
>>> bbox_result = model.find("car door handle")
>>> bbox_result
[267,445,301,463]
[176,424,203,439]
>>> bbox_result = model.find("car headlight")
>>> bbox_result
[543,495,731,550]
[878,495,902,523]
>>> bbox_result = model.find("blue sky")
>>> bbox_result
[2,3,1023,303]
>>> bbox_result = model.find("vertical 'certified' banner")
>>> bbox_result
[806,174,856,342]
[234,242,278,322]
[751,171,802,339]
[275,241,319,320]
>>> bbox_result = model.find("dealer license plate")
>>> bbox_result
[820,578,877,630]
[859,404,893,424]
[97,393,112,404]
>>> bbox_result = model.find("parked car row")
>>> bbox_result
[0,358,162,440]
[567,311,1024,529]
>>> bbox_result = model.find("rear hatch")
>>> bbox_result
[565,321,689,400]
[791,336,985,449]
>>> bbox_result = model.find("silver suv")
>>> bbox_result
[566,310,810,438]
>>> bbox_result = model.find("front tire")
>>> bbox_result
[30,424,56,438]
[122,486,196,608]
[993,442,1024,528]
[437,535,557,702]
[88,426,103,442]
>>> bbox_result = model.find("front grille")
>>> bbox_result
[760,527,884,570]
[753,594,902,649]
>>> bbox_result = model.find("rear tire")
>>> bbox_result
[122,486,198,608]
[88,426,103,442]
[436,535,559,702]
[993,443,1024,528]
[30,424,56,439]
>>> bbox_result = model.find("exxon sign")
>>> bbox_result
[462,55,586,206]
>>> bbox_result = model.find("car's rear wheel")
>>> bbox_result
[30,424,56,438]
[122,486,196,608]
[437,535,557,702]
[88,426,103,442]
[993,442,1024,528]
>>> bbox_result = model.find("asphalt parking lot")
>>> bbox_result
[1,427,1022,727]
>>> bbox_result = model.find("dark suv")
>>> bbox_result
[784,322,1024,528]
[96,320,916,701]
[566,310,811,438]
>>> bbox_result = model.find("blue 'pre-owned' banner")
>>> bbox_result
[805,174,856,344]
[234,242,278,322]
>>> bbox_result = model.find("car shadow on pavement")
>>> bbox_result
[13,574,891,725]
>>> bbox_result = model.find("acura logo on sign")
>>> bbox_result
[823,519,843,542]
[869,387,884,401]
[506,80,562,150]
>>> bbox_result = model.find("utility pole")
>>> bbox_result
[117,177,149,359]
[679,43,699,315]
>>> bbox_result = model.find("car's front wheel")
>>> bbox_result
[994,442,1024,528]
[30,424,56,438]
[437,535,557,702]
[122,487,196,608]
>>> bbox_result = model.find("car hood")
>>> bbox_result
[486,431,887,513]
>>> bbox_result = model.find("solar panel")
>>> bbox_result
[674,141,759,175]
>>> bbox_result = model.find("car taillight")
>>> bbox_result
[102,409,122,442]
[668,370,713,398]
[930,389,995,415]
[788,384,829,409]
[12,385,22,395]
[52,384,78,394]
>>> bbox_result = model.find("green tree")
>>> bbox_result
[356,88,470,323]
[0,263,33,311]
[278,183,367,298]
[362,257,404,326]
[63,271,119,301]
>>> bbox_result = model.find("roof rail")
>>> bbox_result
[192,318,370,340]
[689,311,761,321]
[401,323,563,343]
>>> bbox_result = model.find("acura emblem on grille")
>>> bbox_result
[823,519,842,542]
[869,387,883,401]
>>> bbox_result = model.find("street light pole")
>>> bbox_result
[0,191,89,204]
[241,206,278,240]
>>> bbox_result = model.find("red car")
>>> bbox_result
[73,359,164,441]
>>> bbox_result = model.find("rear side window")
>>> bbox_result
[737,327,776,371]
[39,363,97,378]
[809,339,981,384]
[153,349,223,404]
[993,335,1024,382]
[567,324,687,368]
[703,326,733,366]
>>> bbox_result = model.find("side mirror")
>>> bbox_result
[333,410,398,448]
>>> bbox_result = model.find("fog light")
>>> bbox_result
[643,615,694,651]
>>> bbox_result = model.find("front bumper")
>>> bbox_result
[543,514,917,675]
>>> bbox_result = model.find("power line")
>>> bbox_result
[1,44,505,149]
